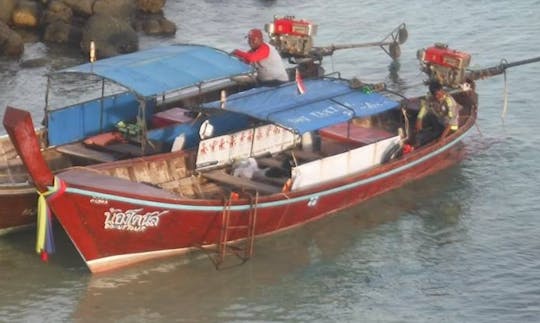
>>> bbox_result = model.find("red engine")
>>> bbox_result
[271,17,314,36]
[418,43,471,88]
[421,45,470,69]
[265,16,317,57]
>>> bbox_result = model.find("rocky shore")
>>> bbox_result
[0,0,176,59]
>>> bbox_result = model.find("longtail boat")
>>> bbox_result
[0,44,256,235]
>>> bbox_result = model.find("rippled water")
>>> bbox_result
[1,1,540,322]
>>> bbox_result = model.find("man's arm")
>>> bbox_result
[232,43,270,63]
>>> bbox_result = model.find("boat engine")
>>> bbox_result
[417,43,471,88]
[265,16,317,57]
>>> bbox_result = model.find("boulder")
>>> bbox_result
[136,13,176,36]
[0,0,17,23]
[0,20,24,58]
[42,0,73,25]
[93,0,137,18]
[12,0,42,28]
[136,0,166,13]
[61,0,93,17]
[81,14,138,58]
[44,20,82,45]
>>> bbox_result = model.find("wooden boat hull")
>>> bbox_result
[0,185,36,234]
[47,126,469,273]
[0,131,43,235]
[0,130,73,235]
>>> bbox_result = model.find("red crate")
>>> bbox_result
[152,108,193,128]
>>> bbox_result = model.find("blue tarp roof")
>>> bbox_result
[52,44,253,98]
[203,78,400,134]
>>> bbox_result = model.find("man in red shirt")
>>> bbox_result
[232,28,289,85]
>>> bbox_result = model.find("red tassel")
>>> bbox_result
[40,250,49,262]
[403,144,414,154]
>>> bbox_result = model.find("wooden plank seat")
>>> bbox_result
[201,169,281,195]
[103,143,146,157]
[286,149,323,163]
[256,157,285,169]
[56,142,117,163]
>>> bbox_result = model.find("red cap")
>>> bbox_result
[247,28,263,40]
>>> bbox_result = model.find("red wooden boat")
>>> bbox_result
[0,44,255,235]
[3,44,538,273]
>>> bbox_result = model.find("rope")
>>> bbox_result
[35,176,66,259]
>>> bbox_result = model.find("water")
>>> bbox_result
[1,0,540,322]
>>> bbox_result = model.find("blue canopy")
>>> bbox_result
[203,78,400,134]
[52,44,253,98]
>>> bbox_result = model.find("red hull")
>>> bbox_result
[47,134,467,273]
[0,187,36,234]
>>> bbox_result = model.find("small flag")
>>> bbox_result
[295,68,306,95]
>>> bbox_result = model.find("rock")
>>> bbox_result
[141,14,176,36]
[61,0,93,17]
[158,17,176,35]
[136,0,165,13]
[81,14,138,58]
[12,0,42,28]
[44,20,82,44]
[0,0,17,23]
[93,0,136,18]
[42,0,73,25]
[0,20,24,58]
[20,57,49,68]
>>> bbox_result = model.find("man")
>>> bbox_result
[232,28,289,85]
[415,81,461,145]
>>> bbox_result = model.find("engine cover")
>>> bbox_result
[266,16,317,37]
[421,44,471,69]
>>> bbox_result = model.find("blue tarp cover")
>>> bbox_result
[203,78,400,134]
[53,44,253,98]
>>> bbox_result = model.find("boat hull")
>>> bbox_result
[0,185,36,234]
[48,132,468,273]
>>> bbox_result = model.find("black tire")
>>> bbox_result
[381,143,403,163]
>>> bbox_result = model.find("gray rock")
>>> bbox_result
[61,0,93,17]
[141,15,176,36]
[81,14,138,58]
[0,20,24,58]
[42,0,73,25]
[93,0,136,18]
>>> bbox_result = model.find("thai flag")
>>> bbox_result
[295,68,306,95]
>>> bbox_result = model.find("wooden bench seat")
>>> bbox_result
[201,169,281,195]
[286,149,322,162]
[56,142,117,163]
